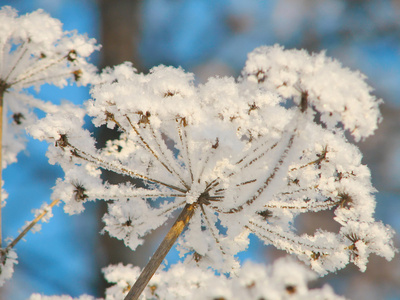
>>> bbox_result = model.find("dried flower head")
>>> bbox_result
[33,46,395,277]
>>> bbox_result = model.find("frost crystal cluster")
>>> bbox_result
[32,44,396,281]
[0,6,98,167]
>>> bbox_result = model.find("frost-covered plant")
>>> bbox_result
[30,257,346,300]
[0,6,98,167]
[30,45,396,299]
[0,6,98,285]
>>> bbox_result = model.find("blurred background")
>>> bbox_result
[0,0,399,299]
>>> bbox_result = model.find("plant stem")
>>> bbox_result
[124,203,197,300]
[6,198,60,250]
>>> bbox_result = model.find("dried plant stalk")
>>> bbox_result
[125,203,196,300]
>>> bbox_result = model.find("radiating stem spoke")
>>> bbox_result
[223,133,296,214]
[247,219,335,255]
[200,204,226,256]
[264,198,338,212]
[234,136,279,168]
[4,40,29,82]
[149,123,190,189]
[14,71,75,87]
[176,119,194,183]
[100,193,186,200]
[67,144,187,193]
[125,115,189,189]
[10,53,68,86]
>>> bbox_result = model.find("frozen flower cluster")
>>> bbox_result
[31,44,395,280]
[30,257,345,300]
[0,6,98,167]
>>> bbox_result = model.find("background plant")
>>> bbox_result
[0,5,99,286]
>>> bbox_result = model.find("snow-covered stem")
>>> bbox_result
[6,198,60,250]
[125,203,196,300]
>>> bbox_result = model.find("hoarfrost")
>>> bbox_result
[32,45,395,276]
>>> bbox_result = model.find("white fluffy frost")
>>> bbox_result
[30,257,346,300]
[102,257,345,300]
[31,44,395,278]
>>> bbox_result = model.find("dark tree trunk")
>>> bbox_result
[99,0,143,70]
[95,1,167,296]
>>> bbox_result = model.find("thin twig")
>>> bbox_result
[4,40,28,82]
[200,204,226,255]
[6,198,60,250]
[124,202,197,300]
[222,133,296,214]
[9,53,67,86]
[176,119,194,183]
[264,199,339,212]
[149,123,190,189]
[68,144,187,193]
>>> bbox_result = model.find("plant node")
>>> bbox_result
[72,182,88,202]
[286,285,297,294]
[12,113,24,125]
[55,134,69,150]
[254,69,266,83]
[300,90,308,113]
[338,192,353,209]
[67,49,77,62]
[257,210,273,220]
[72,69,82,81]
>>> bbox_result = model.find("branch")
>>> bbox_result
[6,198,60,250]
[124,202,197,300]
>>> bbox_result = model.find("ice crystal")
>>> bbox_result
[31,46,395,276]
